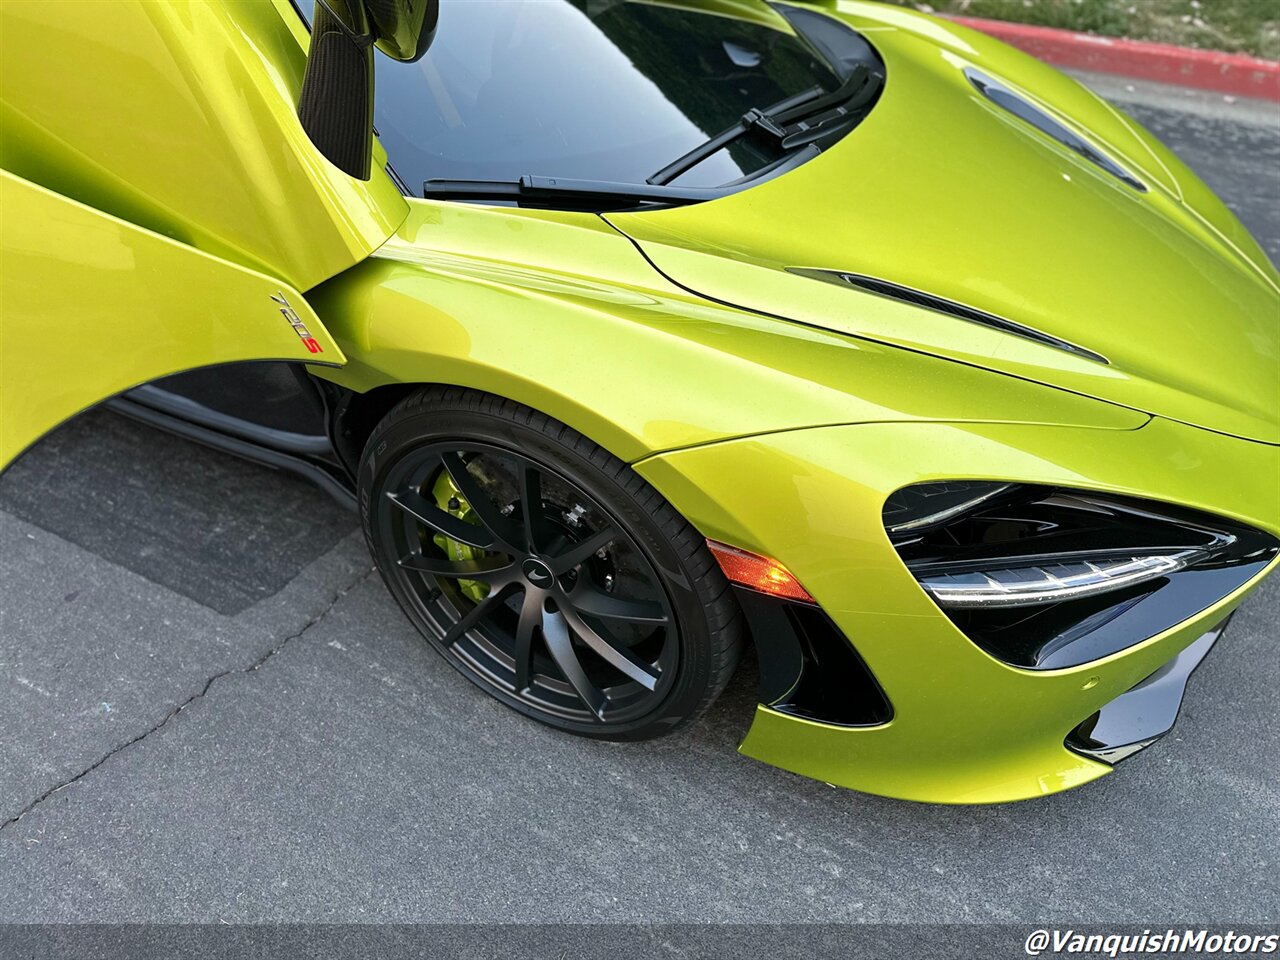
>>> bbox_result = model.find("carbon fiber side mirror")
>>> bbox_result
[298,0,439,180]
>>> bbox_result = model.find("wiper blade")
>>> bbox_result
[647,63,873,186]
[421,175,724,209]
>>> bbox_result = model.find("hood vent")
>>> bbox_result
[965,68,1146,193]
[789,268,1110,364]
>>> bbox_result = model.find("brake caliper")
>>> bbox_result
[430,470,489,604]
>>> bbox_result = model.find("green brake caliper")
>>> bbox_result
[430,469,490,604]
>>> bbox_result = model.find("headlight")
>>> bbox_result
[918,552,1204,609]
[883,482,1277,669]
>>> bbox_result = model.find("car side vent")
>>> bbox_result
[965,68,1147,193]
[788,268,1110,364]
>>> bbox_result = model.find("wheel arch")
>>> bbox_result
[323,371,664,484]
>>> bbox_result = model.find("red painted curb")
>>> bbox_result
[949,15,1280,103]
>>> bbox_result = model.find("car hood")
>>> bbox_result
[605,4,1280,444]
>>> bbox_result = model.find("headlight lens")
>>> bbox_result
[883,482,1276,669]
[882,480,1013,534]
[918,552,1202,609]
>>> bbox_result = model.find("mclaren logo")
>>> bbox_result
[270,292,324,354]
[522,558,554,587]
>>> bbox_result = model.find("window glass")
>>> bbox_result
[293,0,842,190]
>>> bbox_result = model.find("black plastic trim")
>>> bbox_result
[790,268,1109,365]
[733,586,892,727]
[107,396,357,510]
[966,68,1147,193]
[1066,616,1228,765]
[125,384,334,456]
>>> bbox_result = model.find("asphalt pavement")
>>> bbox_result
[1,75,1277,926]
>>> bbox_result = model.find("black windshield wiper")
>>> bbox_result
[421,175,724,209]
[647,63,874,186]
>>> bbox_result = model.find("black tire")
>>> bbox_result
[358,386,744,740]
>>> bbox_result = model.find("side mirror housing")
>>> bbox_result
[368,0,439,63]
[297,0,438,180]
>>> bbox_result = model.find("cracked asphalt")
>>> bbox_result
[1,75,1277,925]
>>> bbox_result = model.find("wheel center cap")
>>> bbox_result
[521,558,555,588]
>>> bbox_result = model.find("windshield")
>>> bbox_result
[296,0,851,191]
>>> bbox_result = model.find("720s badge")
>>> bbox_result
[270,291,323,354]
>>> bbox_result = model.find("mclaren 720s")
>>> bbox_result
[2,0,1276,803]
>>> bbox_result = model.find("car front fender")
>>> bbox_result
[306,200,1147,465]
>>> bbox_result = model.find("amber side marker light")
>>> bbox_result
[706,540,816,603]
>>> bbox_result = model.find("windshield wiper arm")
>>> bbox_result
[647,63,871,187]
[421,175,725,209]
[646,85,824,187]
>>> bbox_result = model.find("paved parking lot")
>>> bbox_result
[1,74,1277,924]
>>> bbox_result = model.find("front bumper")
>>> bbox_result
[636,415,1279,803]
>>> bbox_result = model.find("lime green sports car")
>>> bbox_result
[2,0,1276,803]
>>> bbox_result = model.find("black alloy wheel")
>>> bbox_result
[359,387,743,740]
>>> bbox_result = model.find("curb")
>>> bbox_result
[949,15,1280,103]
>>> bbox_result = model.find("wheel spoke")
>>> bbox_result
[387,489,495,551]
[439,451,521,552]
[542,608,606,716]
[441,584,515,647]
[548,526,617,575]
[398,552,516,584]
[569,582,668,624]
[513,588,541,693]
[381,438,677,726]
[559,604,660,691]
[517,458,546,554]
[541,530,570,559]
